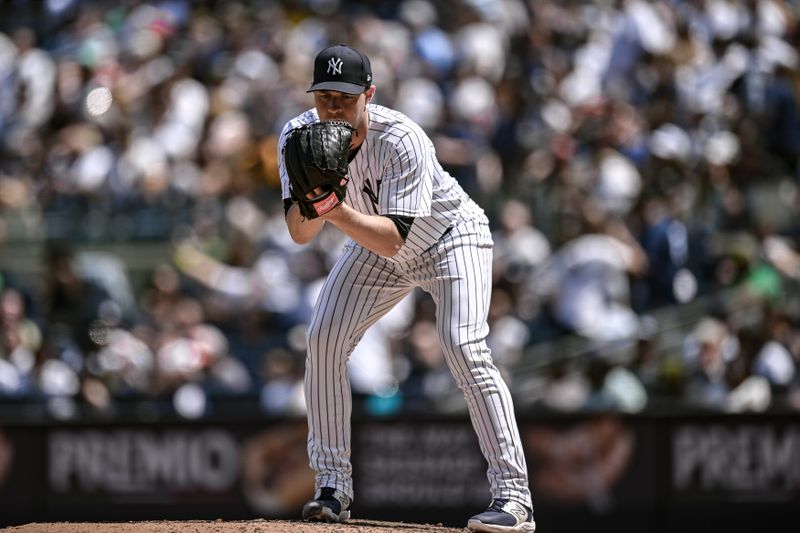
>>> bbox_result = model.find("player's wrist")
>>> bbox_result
[321,201,348,221]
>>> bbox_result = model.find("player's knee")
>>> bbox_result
[458,365,500,390]
[306,322,327,355]
[444,340,493,366]
[306,320,347,358]
[446,349,500,391]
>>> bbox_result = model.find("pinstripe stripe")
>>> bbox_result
[282,105,532,509]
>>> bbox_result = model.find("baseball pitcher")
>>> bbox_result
[278,44,536,533]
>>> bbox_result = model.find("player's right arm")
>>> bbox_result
[320,202,404,257]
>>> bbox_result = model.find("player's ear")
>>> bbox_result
[365,85,376,104]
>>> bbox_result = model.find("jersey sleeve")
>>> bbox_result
[379,129,433,217]
[277,122,293,201]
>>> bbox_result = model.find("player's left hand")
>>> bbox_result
[284,120,354,219]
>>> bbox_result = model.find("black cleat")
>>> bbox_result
[301,487,351,523]
[467,499,536,532]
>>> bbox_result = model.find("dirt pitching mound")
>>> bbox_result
[1,519,467,533]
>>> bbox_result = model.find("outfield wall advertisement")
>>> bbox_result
[1,414,798,532]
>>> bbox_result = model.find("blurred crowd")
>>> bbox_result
[2,0,800,419]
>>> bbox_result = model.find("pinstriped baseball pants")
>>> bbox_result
[305,219,533,509]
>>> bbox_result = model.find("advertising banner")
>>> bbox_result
[1,413,799,531]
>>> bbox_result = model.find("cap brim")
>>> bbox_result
[307,81,366,95]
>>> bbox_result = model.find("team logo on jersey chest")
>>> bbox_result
[362,179,382,214]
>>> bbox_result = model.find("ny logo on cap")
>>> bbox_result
[327,57,343,76]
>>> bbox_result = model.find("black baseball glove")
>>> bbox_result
[284,120,355,219]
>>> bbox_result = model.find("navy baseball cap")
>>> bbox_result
[307,44,373,95]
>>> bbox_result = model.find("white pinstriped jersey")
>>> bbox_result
[278,102,533,513]
[278,104,488,262]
